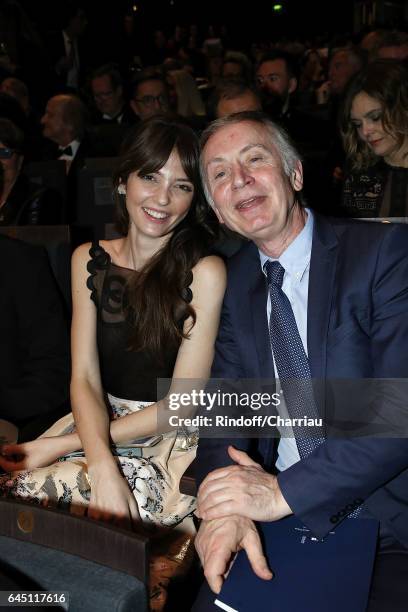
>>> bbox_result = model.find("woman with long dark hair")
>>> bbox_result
[0,115,226,608]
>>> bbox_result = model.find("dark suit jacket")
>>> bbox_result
[45,31,87,93]
[40,133,108,224]
[90,104,137,127]
[0,236,70,435]
[0,174,63,226]
[196,213,408,548]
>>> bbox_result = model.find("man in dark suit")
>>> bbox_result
[89,64,135,126]
[46,2,88,93]
[39,93,111,223]
[0,235,70,442]
[194,111,408,610]
[40,94,89,171]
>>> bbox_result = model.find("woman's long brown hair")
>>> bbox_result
[112,115,218,358]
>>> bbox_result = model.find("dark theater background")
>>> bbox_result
[17,0,407,56]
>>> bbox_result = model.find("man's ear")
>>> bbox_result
[288,76,298,95]
[291,160,303,192]
[130,99,140,118]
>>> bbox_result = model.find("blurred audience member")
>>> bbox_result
[0,91,27,132]
[142,29,169,66]
[115,12,143,77]
[255,50,298,120]
[0,230,70,441]
[0,77,30,116]
[221,51,253,83]
[0,153,69,440]
[0,118,63,225]
[0,0,51,104]
[315,47,367,210]
[40,94,88,170]
[0,87,44,164]
[166,69,206,118]
[298,49,326,106]
[90,63,135,125]
[48,1,88,91]
[376,31,408,61]
[340,60,408,217]
[255,50,325,147]
[210,79,261,118]
[40,93,100,222]
[130,73,170,120]
[317,46,366,105]
[360,30,385,58]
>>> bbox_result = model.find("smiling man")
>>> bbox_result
[193,111,408,611]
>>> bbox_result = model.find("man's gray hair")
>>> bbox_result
[199,111,302,208]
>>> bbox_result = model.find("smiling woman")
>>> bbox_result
[0,115,225,610]
[340,60,408,218]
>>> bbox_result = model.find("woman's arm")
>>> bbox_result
[69,243,112,466]
[1,255,226,478]
[69,243,139,525]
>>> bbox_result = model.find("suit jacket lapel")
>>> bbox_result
[245,244,275,379]
[307,214,339,380]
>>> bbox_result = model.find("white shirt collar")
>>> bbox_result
[259,208,314,283]
[58,139,80,160]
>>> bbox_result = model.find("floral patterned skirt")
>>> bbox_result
[0,394,197,532]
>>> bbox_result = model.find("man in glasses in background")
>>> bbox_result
[130,72,170,120]
[90,63,135,126]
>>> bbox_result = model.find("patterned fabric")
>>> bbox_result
[265,260,325,458]
[0,241,199,609]
[0,395,197,529]
[341,162,408,218]
[266,260,361,518]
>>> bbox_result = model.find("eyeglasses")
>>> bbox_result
[0,147,15,159]
[135,94,167,107]
[93,90,115,100]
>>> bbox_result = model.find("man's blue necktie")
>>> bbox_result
[265,260,324,459]
[265,260,361,517]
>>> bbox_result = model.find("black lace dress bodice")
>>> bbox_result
[341,160,408,218]
[86,242,187,402]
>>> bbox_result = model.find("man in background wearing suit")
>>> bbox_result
[194,111,408,611]
[90,64,135,126]
[0,234,70,441]
[47,2,88,93]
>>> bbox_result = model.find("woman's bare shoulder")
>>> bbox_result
[72,239,125,267]
[192,254,226,280]
[72,242,92,268]
[191,255,227,298]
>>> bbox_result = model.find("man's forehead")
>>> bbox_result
[204,122,277,164]
[92,75,112,89]
[47,100,60,113]
[218,93,261,116]
[138,80,165,95]
[257,59,286,75]
[331,51,348,65]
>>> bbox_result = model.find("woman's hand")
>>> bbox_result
[0,437,69,472]
[87,462,141,530]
